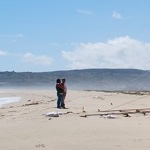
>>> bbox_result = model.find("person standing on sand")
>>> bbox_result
[61,78,67,108]
[56,79,64,109]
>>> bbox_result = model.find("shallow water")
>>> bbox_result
[0,97,21,107]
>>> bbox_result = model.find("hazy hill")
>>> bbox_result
[0,69,150,91]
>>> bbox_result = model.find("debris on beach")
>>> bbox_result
[102,114,117,119]
[44,111,75,117]
[80,107,150,118]
[22,101,40,106]
[45,111,64,117]
[93,96,104,100]
[42,111,77,119]
[35,144,45,148]
[82,107,86,113]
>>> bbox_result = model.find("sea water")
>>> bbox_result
[0,97,21,107]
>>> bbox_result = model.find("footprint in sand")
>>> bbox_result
[35,144,45,148]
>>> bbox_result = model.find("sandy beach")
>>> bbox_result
[1,89,150,150]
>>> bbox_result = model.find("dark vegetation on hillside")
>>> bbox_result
[0,69,150,91]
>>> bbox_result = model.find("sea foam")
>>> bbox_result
[0,97,21,107]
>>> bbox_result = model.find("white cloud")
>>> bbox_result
[62,36,150,70]
[23,53,53,66]
[77,9,93,15]
[0,50,8,56]
[112,11,122,19]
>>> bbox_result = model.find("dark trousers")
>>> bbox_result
[57,93,63,108]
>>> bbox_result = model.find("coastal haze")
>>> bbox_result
[0,69,150,91]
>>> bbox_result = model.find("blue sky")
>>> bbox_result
[0,0,150,72]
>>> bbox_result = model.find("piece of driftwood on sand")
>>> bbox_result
[80,107,150,117]
[98,107,150,113]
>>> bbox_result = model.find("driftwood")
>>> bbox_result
[22,102,39,106]
[80,108,150,117]
[98,107,150,113]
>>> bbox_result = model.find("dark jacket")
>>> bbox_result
[56,83,64,94]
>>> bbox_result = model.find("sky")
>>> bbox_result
[0,0,150,72]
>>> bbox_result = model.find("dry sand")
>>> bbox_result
[0,89,150,150]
